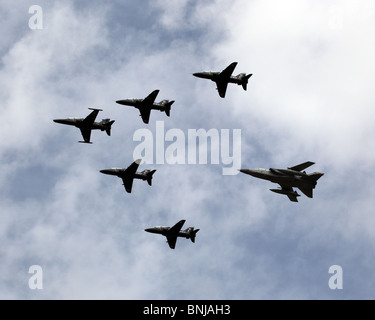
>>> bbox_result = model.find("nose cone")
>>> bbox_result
[145,228,158,234]
[100,169,116,175]
[192,72,205,78]
[53,118,73,125]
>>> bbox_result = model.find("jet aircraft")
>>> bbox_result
[100,159,156,193]
[53,108,115,144]
[145,219,200,249]
[193,62,252,98]
[115,89,175,124]
[239,161,324,202]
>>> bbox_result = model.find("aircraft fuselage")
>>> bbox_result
[53,118,109,131]
[144,226,194,239]
[99,168,148,181]
[239,168,319,189]
[115,99,143,107]
[192,72,244,85]
[115,99,171,112]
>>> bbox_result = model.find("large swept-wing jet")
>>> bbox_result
[100,159,156,193]
[53,108,115,144]
[193,62,252,98]
[145,219,200,249]
[115,90,175,124]
[239,161,324,202]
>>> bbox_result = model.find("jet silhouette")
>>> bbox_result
[193,62,252,98]
[100,159,156,193]
[239,161,324,202]
[116,89,175,124]
[53,108,115,144]
[145,219,200,249]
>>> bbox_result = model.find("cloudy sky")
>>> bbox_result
[1,0,375,300]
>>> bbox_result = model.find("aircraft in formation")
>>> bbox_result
[115,89,175,124]
[53,63,325,249]
[100,159,156,193]
[239,161,324,202]
[193,62,252,98]
[53,108,115,144]
[145,219,200,249]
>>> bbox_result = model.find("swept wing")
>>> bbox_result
[79,108,101,143]
[166,220,186,249]
[121,159,141,193]
[288,161,315,172]
[139,90,159,124]
[79,128,92,144]
[216,62,237,98]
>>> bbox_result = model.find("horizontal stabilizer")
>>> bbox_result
[78,141,93,144]
[147,169,157,186]
[190,229,199,243]
[105,120,115,136]
[242,74,252,91]
[165,100,174,117]
[298,186,313,198]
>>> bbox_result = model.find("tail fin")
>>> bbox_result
[299,173,323,198]
[103,120,115,136]
[241,74,252,91]
[147,169,156,186]
[190,229,199,243]
[164,100,175,117]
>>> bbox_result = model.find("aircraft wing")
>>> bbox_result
[219,62,238,79]
[216,80,229,98]
[121,176,134,193]
[216,62,238,98]
[166,220,186,249]
[169,219,185,233]
[79,109,101,143]
[82,108,100,127]
[79,128,92,143]
[288,161,315,172]
[166,235,178,249]
[121,159,141,193]
[139,107,152,124]
[139,90,159,123]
